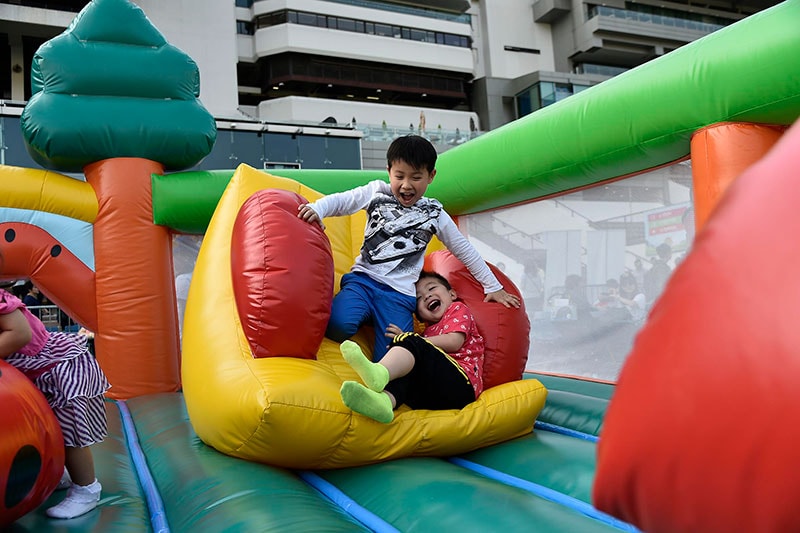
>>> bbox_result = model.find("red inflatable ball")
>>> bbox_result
[0,360,64,527]
[231,188,334,359]
[424,250,529,389]
[593,120,800,533]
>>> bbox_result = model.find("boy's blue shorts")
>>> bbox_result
[326,272,416,361]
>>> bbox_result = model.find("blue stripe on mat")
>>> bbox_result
[117,400,171,533]
[448,457,639,532]
[535,420,599,443]
[298,471,400,533]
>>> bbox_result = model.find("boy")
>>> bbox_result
[338,271,483,423]
[298,135,518,360]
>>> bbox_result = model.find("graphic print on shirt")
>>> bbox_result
[362,196,441,272]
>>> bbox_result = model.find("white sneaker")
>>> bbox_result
[56,468,72,490]
[46,480,101,519]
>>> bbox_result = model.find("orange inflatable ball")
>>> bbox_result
[423,250,529,389]
[231,188,334,359]
[0,360,64,527]
[593,121,800,533]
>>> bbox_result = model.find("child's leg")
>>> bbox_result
[47,446,101,519]
[371,289,416,361]
[340,340,389,391]
[385,334,476,411]
[65,446,95,487]
[340,381,394,424]
[340,340,415,391]
[326,273,372,342]
[24,334,108,519]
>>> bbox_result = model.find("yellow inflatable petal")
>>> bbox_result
[182,163,546,469]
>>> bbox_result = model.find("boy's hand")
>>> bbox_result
[297,204,325,230]
[384,323,404,338]
[484,289,521,308]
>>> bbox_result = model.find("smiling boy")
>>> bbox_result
[298,135,518,361]
[338,271,484,423]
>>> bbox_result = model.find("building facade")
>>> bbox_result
[0,0,780,169]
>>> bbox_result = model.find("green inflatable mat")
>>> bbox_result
[10,382,620,531]
[10,401,151,532]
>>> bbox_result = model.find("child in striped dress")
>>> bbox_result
[0,285,109,519]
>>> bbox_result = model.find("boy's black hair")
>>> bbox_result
[417,270,452,291]
[386,135,437,173]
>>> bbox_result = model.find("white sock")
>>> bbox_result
[46,479,101,519]
[56,467,72,490]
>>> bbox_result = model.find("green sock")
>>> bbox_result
[340,340,389,392]
[340,381,394,424]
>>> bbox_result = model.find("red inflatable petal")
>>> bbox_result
[231,189,333,359]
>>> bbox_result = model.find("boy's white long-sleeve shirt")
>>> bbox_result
[306,180,502,297]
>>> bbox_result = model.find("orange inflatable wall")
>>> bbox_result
[690,122,786,230]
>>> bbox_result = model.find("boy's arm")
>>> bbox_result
[297,204,326,229]
[436,212,521,308]
[298,180,389,228]
[484,289,520,307]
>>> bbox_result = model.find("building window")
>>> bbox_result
[236,20,254,35]
[255,10,471,48]
[260,53,468,100]
[575,63,628,77]
[235,0,254,7]
[516,81,587,117]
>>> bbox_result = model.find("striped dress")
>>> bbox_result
[1,289,109,447]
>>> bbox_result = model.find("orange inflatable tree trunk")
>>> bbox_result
[85,158,180,398]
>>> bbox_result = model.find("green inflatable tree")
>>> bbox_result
[21,0,216,171]
[19,0,217,398]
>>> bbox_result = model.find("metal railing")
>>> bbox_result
[26,305,80,332]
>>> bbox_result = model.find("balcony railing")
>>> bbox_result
[353,122,483,144]
[310,0,471,23]
[588,5,725,33]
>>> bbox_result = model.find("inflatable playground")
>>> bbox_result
[2,0,800,531]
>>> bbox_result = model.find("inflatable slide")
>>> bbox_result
[3,0,800,531]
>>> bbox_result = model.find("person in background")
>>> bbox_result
[338,271,484,424]
[617,272,647,321]
[633,258,646,289]
[175,272,192,340]
[522,259,545,313]
[594,278,620,310]
[644,242,673,306]
[21,281,44,318]
[297,134,519,361]
[562,274,593,320]
[11,279,27,299]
